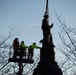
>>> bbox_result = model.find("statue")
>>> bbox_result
[41,14,55,47]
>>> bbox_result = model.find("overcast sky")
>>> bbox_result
[0,0,76,59]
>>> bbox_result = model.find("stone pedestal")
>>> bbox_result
[33,61,62,75]
[33,46,63,75]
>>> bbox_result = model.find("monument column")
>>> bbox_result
[33,0,63,75]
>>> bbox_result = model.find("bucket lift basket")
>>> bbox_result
[8,45,34,63]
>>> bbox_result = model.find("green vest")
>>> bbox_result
[20,43,27,49]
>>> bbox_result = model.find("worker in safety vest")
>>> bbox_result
[28,42,41,60]
[20,41,28,59]
[13,38,19,58]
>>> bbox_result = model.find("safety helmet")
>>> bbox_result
[15,38,18,40]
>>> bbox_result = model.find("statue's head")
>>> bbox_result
[44,14,48,18]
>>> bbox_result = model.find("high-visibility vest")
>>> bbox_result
[20,43,28,49]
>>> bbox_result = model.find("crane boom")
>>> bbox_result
[44,0,49,16]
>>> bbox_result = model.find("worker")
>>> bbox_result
[28,42,41,60]
[20,41,28,59]
[13,38,19,58]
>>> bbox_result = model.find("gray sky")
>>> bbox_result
[0,0,76,59]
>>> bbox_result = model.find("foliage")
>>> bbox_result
[56,13,76,75]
